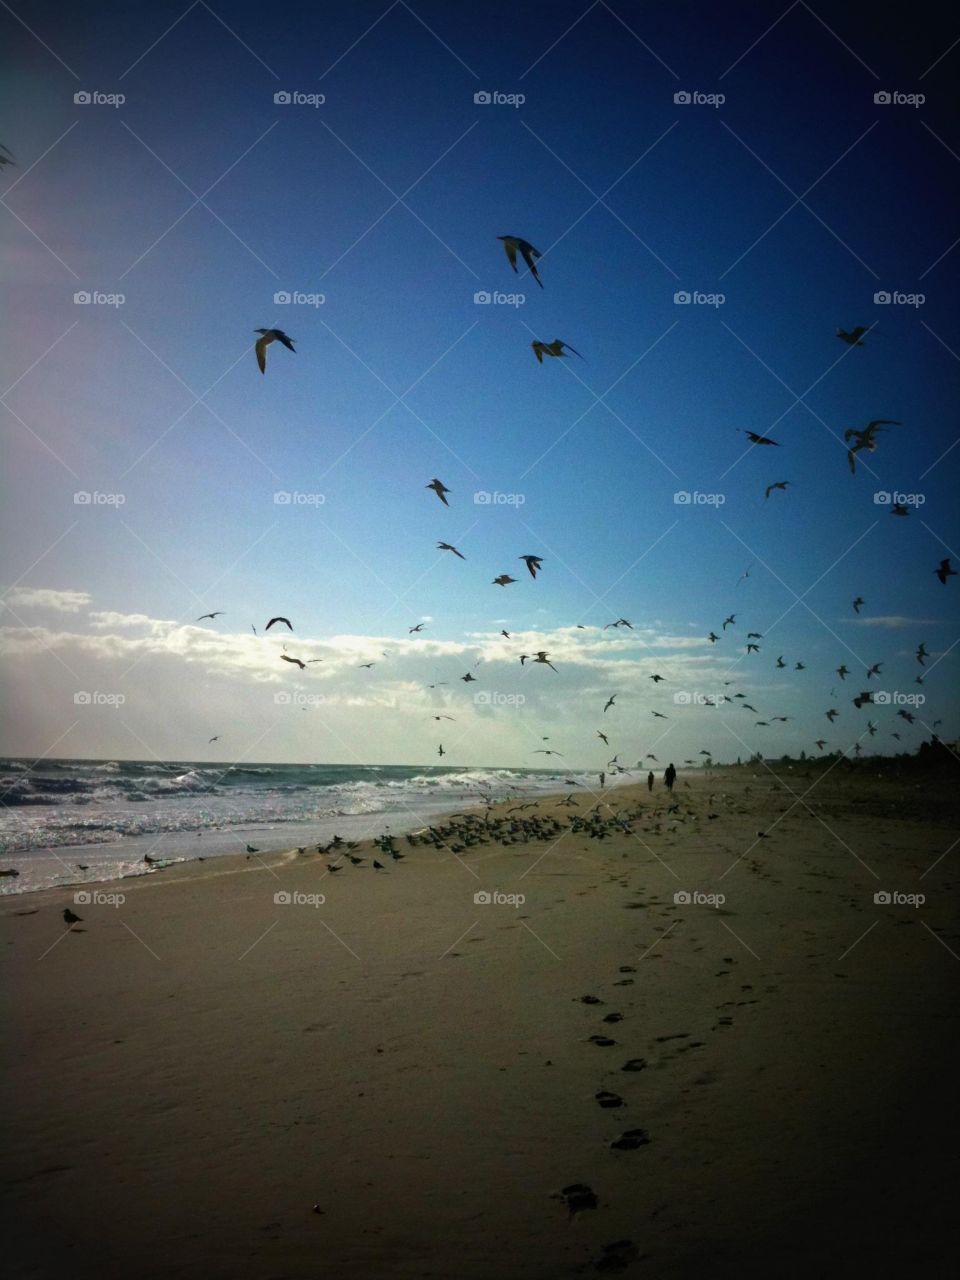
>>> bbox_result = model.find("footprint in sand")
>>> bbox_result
[595,1090,624,1109]
[602,1012,624,1024]
[611,1128,651,1150]
[654,1033,690,1043]
[555,1184,598,1216]
[578,994,604,1005]
[613,978,634,986]
[588,1035,618,1047]
[618,965,637,973]
[621,1058,647,1072]
[594,1239,640,1272]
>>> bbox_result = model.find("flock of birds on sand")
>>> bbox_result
[183,250,957,779]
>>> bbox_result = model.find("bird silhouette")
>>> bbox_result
[497,235,543,287]
[254,328,295,373]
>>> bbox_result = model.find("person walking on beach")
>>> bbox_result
[664,763,677,792]
[647,770,654,792]
[599,771,606,789]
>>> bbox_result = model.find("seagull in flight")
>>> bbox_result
[746,643,760,654]
[740,430,779,446]
[765,481,789,499]
[281,654,306,670]
[651,711,668,719]
[597,731,609,745]
[254,328,295,373]
[460,672,477,683]
[493,574,517,586]
[265,617,293,631]
[845,420,900,473]
[776,655,786,668]
[649,674,665,683]
[409,623,427,633]
[866,662,882,679]
[531,339,583,363]
[794,662,805,671]
[357,662,376,669]
[208,735,220,743]
[852,597,864,614]
[437,744,445,757]
[916,643,928,666]
[500,630,511,638]
[497,235,543,287]
[532,749,564,757]
[825,709,839,722]
[603,695,616,713]
[722,614,736,630]
[815,739,827,750]
[196,611,224,621]
[531,651,557,671]
[520,555,543,579]
[836,325,871,346]
[736,565,752,586]
[935,558,956,585]
[436,541,465,561]
[426,478,451,505]
[891,502,910,517]
[836,665,849,680]
[708,631,719,643]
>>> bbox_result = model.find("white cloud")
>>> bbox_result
[846,615,941,629]
[3,587,91,613]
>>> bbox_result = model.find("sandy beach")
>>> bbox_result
[2,766,958,1278]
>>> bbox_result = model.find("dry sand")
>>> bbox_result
[2,767,958,1278]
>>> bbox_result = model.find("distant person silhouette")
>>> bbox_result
[599,771,606,789]
[664,763,677,792]
[647,771,654,792]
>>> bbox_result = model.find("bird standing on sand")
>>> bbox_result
[426,478,451,505]
[254,328,295,373]
[497,235,543,287]
[531,339,583,363]
[63,908,83,927]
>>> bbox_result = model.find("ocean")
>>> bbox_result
[0,758,601,894]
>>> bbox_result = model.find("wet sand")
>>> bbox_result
[2,767,958,1278]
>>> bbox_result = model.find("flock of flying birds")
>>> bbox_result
[192,242,955,772]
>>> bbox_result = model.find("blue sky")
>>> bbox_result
[1,0,958,766]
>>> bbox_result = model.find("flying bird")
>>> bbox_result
[723,614,736,630]
[408,623,427,633]
[765,481,789,499]
[651,711,669,719]
[492,574,517,586]
[208,735,220,743]
[916,643,928,666]
[520,555,543,578]
[500,630,511,638]
[935,558,956,585]
[597,731,609,745]
[776,656,786,668]
[649,674,665,683]
[845,420,900,473]
[836,325,871,346]
[426,478,451,505]
[708,631,719,643]
[815,739,827,750]
[866,663,882,679]
[531,338,583,363]
[281,654,306,670]
[747,632,763,639]
[825,709,839,722]
[196,611,223,621]
[531,651,557,671]
[603,696,616,713]
[497,235,543,287]
[897,709,915,724]
[740,430,779,446]
[836,665,849,680]
[265,617,293,632]
[746,643,760,654]
[460,672,477,683]
[437,541,465,559]
[437,744,445,757]
[254,328,295,373]
[794,662,805,671]
[891,502,910,517]
[357,662,376,669]
[852,597,864,614]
